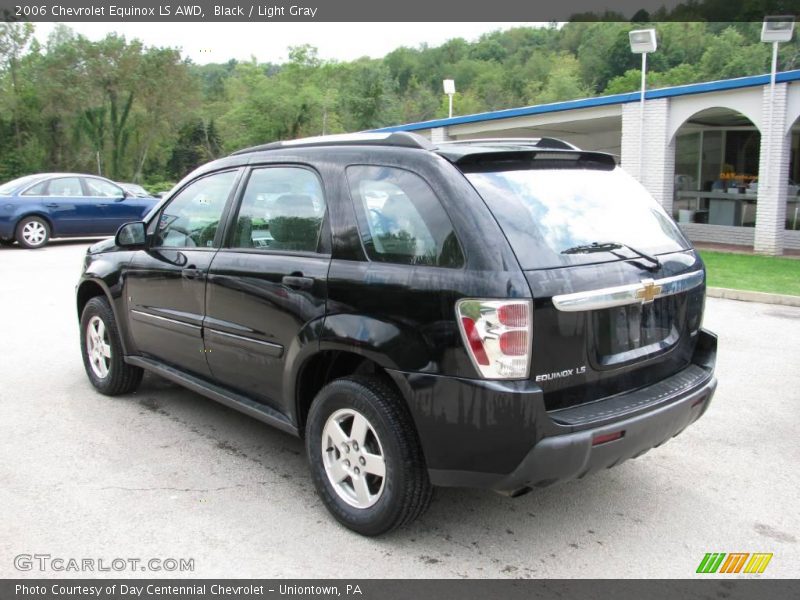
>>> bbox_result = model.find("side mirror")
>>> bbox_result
[115,221,147,248]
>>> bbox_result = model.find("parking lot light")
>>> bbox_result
[761,17,795,198]
[629,28,657,182]
[443,79,456,119]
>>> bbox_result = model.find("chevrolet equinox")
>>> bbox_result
[76,132,718,535]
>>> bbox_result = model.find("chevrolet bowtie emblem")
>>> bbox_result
[635,279,662,303]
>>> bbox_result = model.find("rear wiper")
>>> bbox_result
[561,241,661,269]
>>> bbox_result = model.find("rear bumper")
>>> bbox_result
[490,375,716,494]
[390,329,717,493]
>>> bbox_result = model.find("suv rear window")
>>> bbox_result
[464,166,688,270]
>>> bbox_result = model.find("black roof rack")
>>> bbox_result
[230,131,434,156]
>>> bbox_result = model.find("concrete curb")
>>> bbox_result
[707,287,800,307]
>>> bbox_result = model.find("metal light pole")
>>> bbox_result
[760,17,795,199]
[629,29,657,182]
[443,79,456,119]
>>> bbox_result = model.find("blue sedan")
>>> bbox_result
[0,173,159,248]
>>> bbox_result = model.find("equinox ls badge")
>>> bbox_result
[536,365,587,383]
[635,278,663,304]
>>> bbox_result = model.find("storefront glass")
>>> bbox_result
[674,128,761,227]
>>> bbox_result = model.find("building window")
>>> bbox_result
[674,128,761,228]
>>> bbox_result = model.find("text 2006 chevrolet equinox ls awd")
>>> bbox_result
[76,132,717,535]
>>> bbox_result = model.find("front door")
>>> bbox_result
[204,166,330,410]
[27,176,105,235]
[82,176,142,234]
[125,169,240,378]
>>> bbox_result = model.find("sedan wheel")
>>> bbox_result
[16,216,50,249]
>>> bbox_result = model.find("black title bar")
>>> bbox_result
[1,0,798,22]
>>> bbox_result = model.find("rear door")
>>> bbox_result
[204,165,330,410]
[125,169,240,378]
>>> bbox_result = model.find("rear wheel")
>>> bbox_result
[16,216,50,249]
[306,376,432,536]
[80,296,143,395]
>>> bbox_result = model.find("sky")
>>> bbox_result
[32,22,547,64]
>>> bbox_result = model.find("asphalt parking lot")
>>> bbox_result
[1,240,798,579]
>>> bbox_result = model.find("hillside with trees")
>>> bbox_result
[0,21,797,189]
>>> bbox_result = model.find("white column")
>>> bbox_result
[621,98,674,214]
[429,127,452,143]
[754,82,789,255]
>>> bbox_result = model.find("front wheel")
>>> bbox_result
[16,216,50,249]
[80,296,143,395]
[306,376,432,536]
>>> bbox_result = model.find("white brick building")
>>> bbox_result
[375,70,800,255]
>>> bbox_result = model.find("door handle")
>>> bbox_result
[45,203,59,208]
[182,266,204,280]
[282,274,315,290]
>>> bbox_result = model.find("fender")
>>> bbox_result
[286,312,435,426]
[317,312,433,372]
[77,248,138,356]
[10,210,55,237]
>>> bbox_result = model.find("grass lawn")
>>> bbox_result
[699,251,800,297]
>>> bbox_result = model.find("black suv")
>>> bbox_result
[76,132,717,535]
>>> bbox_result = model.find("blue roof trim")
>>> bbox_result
[373,69,800,133]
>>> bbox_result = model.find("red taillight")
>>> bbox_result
[456,299,532,379]
[461,317,490,365]
[497,304,528,327]
[592,431,625,446]
[499,330,528,356]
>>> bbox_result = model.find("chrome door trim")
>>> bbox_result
[204,328,284,358]
[130,309,201,332]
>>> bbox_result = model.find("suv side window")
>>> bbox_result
[346,165,464,268]
[231,167,326,253]
[152,170,237,249]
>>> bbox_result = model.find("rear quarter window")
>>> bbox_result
[346,165,464,268]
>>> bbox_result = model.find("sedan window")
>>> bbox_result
[46,177,83,197]
[21,180,49,196]
[84,178,123,197]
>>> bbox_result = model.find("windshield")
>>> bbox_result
[0,175,42,195]
[464,167,688,270]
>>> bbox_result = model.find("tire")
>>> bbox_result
[306,375,433,536]
[80,296,143,396]
[16,216,50,249]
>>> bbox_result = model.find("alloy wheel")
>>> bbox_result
[86,316,112,379]
[321,408,386,509]
[21,220,47,247]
